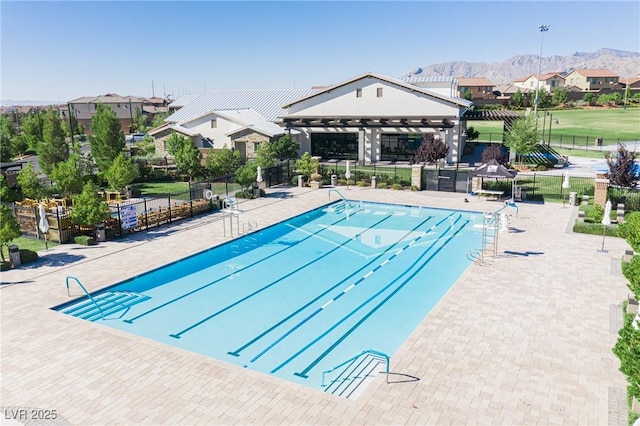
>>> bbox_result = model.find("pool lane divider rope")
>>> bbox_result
[293,216,471,378]
[123,211,359,324]
[168,214,395,339]
[227,213,442,358]
[249,213,461,364]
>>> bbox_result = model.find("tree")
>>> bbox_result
[69,181,110,231]
[49,155,87,197]
[583,92,597,106]
[0,204,21,263]
[0,116,15,161]
[104,153,139,191]
[89,103,125,173]
[61,112,84,139]
[511,89,524,108]
[21,111,44,151]
[234,163,258,192]
[551,87,568,106]
[205,145,242,178]
[612,312,640,402]
[0,174,20,203]
[412,134,449,165]
[606,143,639,188]
[132,108,147,133]
[294,152,319,184]
[38,108,69,175]
[463,89,473,101]
[503,114,538,164]
[481,144,507,165]
[16,163,44,199]
[166,132,202,181]
[270,134,299,161]
[536,87,551,109]
[150,112,168,129]
[466,126,479,142]
[135,135,156,157]
[254,142,278,168]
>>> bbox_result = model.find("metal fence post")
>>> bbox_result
[168,194,172,223]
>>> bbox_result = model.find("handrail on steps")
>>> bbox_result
[328,188,347,202]
[321,349,389,388]
[65,276,105,320]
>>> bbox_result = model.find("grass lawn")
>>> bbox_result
[470,108,640,146]
[1,236,58,260]
[131,182,190,197]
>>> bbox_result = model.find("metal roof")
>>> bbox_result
[400,76,456,83]
[167,89,318,124]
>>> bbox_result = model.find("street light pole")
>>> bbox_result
[534,24,550,136]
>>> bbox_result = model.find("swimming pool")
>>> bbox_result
[54,200,484,396]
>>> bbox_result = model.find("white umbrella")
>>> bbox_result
[600,199,612,252]
[38,203,49,250]
[562,171,570,206]
[345,161,351,190]
[256,166,263,183]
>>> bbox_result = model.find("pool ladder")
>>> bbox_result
[321,349,389,399]
[65,276,105,320]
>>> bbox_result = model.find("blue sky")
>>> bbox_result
[2,1,639,103]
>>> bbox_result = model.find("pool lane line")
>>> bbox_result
[227,213,443,357]
[271,216,467,374]
[292,218,470,379]
[168,214,395,339]
[269,216,467,374]
[284,224,368,259]
[248,213,461,365]
[124,212,359,324]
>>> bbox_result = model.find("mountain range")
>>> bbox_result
[404,48,640,84]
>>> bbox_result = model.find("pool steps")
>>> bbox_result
[321,350,389,399]
[61,289,149,321]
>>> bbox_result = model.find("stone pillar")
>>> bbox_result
[411,165,423,190]
[594,173,609,207]
[471,177,483,192]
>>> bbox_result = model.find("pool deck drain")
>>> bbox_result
[0,187,631,425]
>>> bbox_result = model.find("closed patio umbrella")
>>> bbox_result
[38,203,49,250]
[345,161,351,190]
[256,166,263,183]
[599,199,612,253]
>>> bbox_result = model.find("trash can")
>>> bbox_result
[297,175,303,187]
[371,176,377,189]
[569,192,578,206]
[253,183,261,198]
[331,175,337,186]
[595,137,603,146]
[95,223,106,242]
[9,245,20,266]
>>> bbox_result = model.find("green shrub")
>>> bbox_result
[357,180,367,187]
[337,179,347,186]
[572,221,618,237]
[1,261,11,271]
[235,190,254,199]
[621,255,640,300]
[585,204,605,223]
[377,182,388,189]
[19,249,38,264]
[392,183,403,190]
[410,185,420,191]
[619,212,640,252]
[74,235,95,246]
[612,311,640,403]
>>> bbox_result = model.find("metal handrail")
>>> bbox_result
[321,349,389,388]
[328,189,347,201]
[65,276,105,320]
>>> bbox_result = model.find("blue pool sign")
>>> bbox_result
[120,205,138,230]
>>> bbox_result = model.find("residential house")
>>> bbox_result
[150,89,316,161]
[68,94,145,134]
[456,77,496,99]
[564,69,620,91]
[514,72,565,94]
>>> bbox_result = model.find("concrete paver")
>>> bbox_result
[0,186,631,425]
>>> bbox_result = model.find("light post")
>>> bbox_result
[534,24,550,136]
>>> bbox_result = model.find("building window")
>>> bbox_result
[356,88,362,98]
[211,119,217,128]
[377,88,383,97]
[254,142,260,152]
[117,104,121,108]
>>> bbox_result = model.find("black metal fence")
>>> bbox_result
[477,132,640,152]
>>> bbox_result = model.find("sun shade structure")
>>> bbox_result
[468,159,517,179]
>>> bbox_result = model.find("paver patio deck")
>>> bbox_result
[0,186,631,425]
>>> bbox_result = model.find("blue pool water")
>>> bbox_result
[54,200,484,392]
